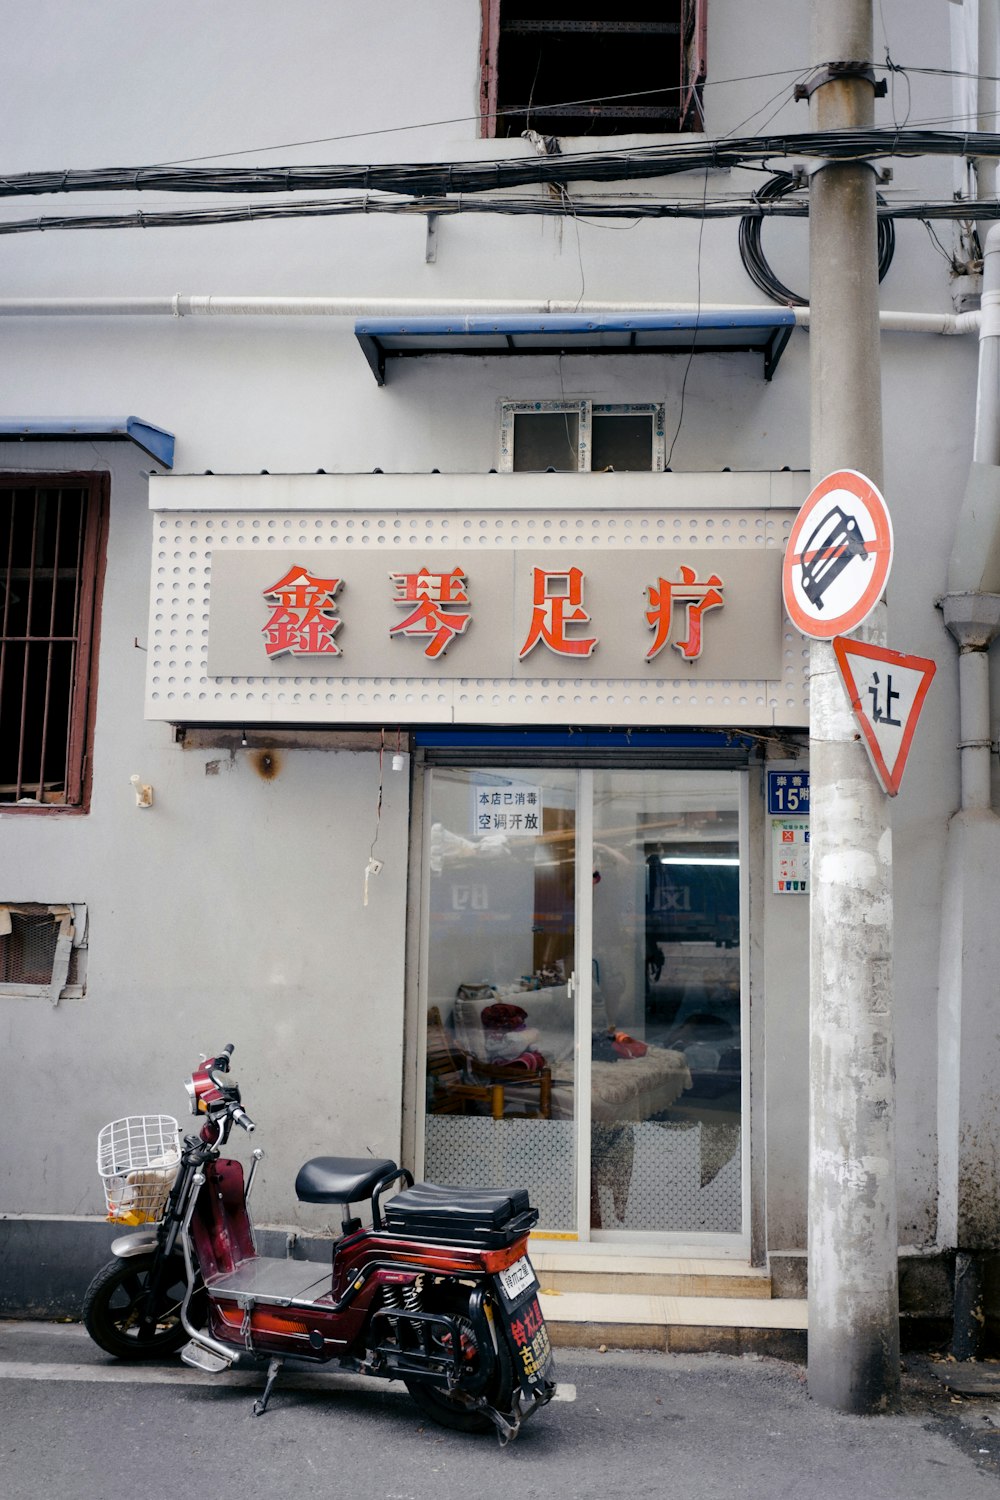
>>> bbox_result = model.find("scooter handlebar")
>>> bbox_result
[231,1106,255,1133]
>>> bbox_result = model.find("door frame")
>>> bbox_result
[403,743,762,1260]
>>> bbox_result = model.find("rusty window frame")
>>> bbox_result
[0,474,107,812]
[479,1,706,139]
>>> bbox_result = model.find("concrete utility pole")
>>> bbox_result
[806,0,900,1411]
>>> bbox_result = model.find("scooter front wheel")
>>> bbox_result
[83,1253,192,1359]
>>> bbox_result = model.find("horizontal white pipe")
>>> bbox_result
[795,307,980,335]
[0,295,982,334]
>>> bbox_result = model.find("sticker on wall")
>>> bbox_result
[772,819,810,894]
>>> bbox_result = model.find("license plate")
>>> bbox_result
[498,1255,537,1303]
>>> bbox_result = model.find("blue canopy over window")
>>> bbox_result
[355,309,796,386]
[0,416,174,468]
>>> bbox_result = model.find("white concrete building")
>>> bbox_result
[0,1,997,1346]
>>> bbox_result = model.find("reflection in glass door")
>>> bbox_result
[421,768,579,1232]
[590,772,743,1236]
[419,766,746,1242]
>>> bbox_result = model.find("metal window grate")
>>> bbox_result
[0,478,104,806]
[0,905,58,984]
[0,903,86,999]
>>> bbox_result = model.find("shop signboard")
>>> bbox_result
[147,472,811,727]
[207,548,785,682]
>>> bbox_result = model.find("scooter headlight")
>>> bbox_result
[184,1077,199,1116]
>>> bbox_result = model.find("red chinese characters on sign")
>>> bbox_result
[262,567,342,657]
[518,567,597,661]
[389,566,471,658]
[256,560,728,665]
[509,1296,551,1379]
[645,566,724,661]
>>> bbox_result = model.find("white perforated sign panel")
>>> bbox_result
[146,479,809,728]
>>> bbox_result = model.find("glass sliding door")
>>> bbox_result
[419,765,746,1244]
[590,771,743,1237]
[421,767,579,1232]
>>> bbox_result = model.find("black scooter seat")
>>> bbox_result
[385,1180,532,1232]
[295,1156,399,1205]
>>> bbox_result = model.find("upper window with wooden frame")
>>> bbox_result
[499,401,666,472]
[0,475,107,809]
[479,2,707,139]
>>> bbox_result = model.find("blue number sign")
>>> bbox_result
[767,770,810,816]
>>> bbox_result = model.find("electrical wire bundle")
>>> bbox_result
[3,128,1000,201]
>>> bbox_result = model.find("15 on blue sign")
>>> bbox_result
[767,770,810,815]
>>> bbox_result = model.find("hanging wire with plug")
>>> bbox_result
[391,727,407,772]
[363,729,386,906]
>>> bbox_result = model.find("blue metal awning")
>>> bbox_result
[356,310,796,386]
[0,416,174,468]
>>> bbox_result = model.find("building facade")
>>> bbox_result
[1,1,997,1333]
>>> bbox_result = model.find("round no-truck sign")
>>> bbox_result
[782,469,894,639]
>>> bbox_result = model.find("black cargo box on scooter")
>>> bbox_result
[384,1181,538,1248]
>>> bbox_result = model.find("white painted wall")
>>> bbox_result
[0,1,985,1249]
[0,447,409,1228]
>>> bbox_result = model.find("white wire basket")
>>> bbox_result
[97,1115,181,1225]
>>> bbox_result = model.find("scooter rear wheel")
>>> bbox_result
[83,1253,192,1359]
[402,1297,514,1434]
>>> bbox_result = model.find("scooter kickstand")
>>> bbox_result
[252,1356,284,1417]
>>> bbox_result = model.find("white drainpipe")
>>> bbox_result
[943,227,1000,808]
[0,295,983,333]
[937,221,1000,1356]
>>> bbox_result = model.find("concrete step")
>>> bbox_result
[539,1289,809,1356]
[529,1250,807,1355]
[530,1250,772,1300]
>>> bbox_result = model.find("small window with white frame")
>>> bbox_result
[499,401,666,473]
[0,903,88,1003]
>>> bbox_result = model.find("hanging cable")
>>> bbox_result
[364,729,385,908]
[5,188,998,239]
[738,171,896,307]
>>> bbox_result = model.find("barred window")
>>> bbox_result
[0,476,107,808]
[0,904,88,1003]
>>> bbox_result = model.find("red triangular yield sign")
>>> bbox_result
[832,637,936,796]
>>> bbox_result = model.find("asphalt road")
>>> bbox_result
[1,1320,998,1499]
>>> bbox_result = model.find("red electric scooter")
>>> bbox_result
[83,1044,555,1442]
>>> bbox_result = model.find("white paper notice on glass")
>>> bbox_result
[772,818,810,895]
[472,784,543,838]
